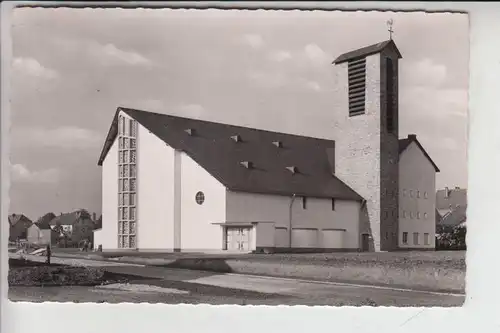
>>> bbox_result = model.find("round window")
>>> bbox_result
[195,191,205,205]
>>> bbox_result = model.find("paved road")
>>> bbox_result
[9,254,465,306]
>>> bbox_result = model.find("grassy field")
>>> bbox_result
[243,251,466,270]
[79,249,466,270]
[50,249,466,292]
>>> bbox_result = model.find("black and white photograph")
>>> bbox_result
[6,5,468,307]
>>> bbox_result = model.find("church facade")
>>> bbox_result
[95,39,439,253]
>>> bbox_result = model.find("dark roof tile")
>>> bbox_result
[438,205,467,227]
[436,188,467,210]
[333,39,402,64]
[49,210,93,226]
[8,214,32,226]
[98,108,364,201]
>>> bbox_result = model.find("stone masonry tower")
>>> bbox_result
[331,40,402,252]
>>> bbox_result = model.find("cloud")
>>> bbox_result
[401,87,468,119]
[440,137,460,151]
[12,57,59,79]
[247,70,287,89]
[13,126,101,149]
[124,99,164,112]
[177,104,206,119]
[241,34,264,49]
[304,80,322,92]
[304,44,329,66]
[11,163,60,183]
[268,50,292,62]
[404,58,448,88]
[88,42,151,66]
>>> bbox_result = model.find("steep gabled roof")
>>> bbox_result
[8,214,32,226]
[36,212,57,230]
[436,187,467,210]
[98,107,364,201]
[49,210,93,226]
[438,205,467,227]
[332,39,402,65]
[399,135,440,172]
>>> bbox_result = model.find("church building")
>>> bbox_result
[95,39,439,253]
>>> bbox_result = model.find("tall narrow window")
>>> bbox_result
[413,232,419,245]
[331,198,336,211]
[386,57,395,132]
[402,232,408,244]
[348,58,366,116]
[302,197,307,209]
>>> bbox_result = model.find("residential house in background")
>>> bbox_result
[398,135,440,250]
[49,209,96,246]
[26,212,58,246]
[8,213,33,242]
[436,187,467,231]
[96,39,438,253]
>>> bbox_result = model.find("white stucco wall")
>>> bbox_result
[275,227,288,248]
[332,53,383,251]
[101,135,118,250]
[225,192,361,249]
[27,225,51,245]
[254,222,275,249]
[93,229,103,249]
[180,153,227,251]
[399,141,436,248]
[136,120,176,250]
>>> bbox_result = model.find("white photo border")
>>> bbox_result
[2,2,499,333]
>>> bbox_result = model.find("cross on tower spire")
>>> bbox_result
[387,19,394,40]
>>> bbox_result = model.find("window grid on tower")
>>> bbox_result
[117,115,138,249]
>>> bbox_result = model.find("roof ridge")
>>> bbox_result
[333,39,402,64]
[120,107,334,144]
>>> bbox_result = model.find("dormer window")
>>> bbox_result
[348,57,366,116]
[286,166,298,174]
[185,128,195,136]
[272,141,283,148]
[240,161,253,169]
[231,135,242,142]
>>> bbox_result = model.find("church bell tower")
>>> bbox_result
[331,37,402,252]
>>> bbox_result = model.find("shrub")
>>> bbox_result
[9,266,106,286]
[436,225,467,251]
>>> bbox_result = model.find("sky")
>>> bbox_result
[8,8,469,220]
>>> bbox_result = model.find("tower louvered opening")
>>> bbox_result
[386,57,395,132]
[348,58,366,116]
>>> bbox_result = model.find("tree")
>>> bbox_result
[95,215,102,230]
[436,224,466,250]
[452,225,467,248]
